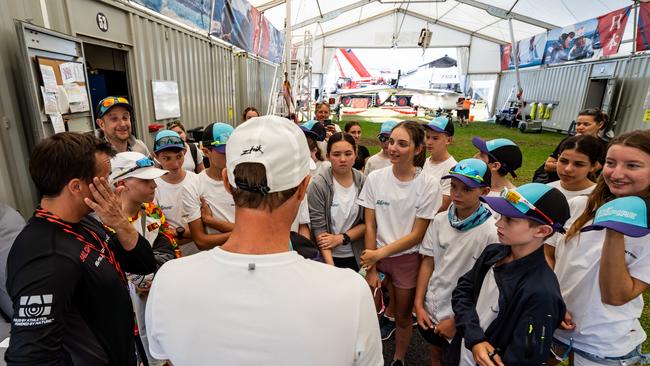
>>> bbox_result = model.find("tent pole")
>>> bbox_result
[633,0,639,54]
[508,17,522,98]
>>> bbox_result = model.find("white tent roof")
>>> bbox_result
[251,0,631,46]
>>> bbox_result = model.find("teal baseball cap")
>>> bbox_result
[202,122,234,153]
[425,116,454,136]
[154,130,185,153]
[379,120,398,137]
[481,183,570,233]
[581,196,650,237]
[472,137,523,178]
[300,120,326,142]
[442,158,491,188]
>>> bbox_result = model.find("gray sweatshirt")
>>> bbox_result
[307,167,366,261]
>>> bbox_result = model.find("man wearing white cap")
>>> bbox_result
[145,115,382,365]
[110,151,178,366]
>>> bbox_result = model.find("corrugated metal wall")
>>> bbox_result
[496,54,650,134]
[495,64,591,132]
[235,54,277,125]
[612,56,650,133]
[128,12,237,147]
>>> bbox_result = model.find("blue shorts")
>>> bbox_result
[552,338,650,365]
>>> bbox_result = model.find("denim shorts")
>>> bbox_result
[552,338,650,365]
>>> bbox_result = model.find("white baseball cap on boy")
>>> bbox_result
[109,151,167,185]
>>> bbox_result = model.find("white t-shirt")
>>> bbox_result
[145,248,383,366]
[364,153,391,176]
[546,180,595,201]
[155,172,198,230]
[181,170,235,234]
[460,268,500,366]
[182,142,204,172]
[422,156,457,196]
[291,199,310,233]
[419,209,498,323]
[330,180,359,258]
[554,203,650,357]
[357,166,442,256]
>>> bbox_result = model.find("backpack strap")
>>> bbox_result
[188,143,199,172]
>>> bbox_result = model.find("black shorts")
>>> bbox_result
[418,325,450,348]
[457,109,469,119]
[333,256,360,272]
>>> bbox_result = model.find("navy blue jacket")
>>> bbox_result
[445,244,565,365]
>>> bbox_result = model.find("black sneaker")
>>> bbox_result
[390,360,404,366]
[379,315,396,341]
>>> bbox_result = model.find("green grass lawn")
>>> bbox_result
[339,116,650,353]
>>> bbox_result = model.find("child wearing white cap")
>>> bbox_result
[109,151,178,366]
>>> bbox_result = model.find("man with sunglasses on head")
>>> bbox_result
[5,132,157,365]
[181,122,235,250]
[95,96,150,155]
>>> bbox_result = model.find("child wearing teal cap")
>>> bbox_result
[423,116,457,212]
[415,158,496,364]
[365,120,398,175]
[550,130,650,365]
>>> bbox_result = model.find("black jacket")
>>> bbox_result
[6,214,157,365]
[445,244,565,365]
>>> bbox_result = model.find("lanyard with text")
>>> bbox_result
[34,208,127,285]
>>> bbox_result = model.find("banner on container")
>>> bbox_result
[133,0,212,31]
[211,0,284,62]
[500,33,547,70]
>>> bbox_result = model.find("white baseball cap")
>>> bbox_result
[109,151,167,184]
[226,115,310,193]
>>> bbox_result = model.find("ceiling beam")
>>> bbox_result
[453,0,558,30]
[256,0,285,12]
[292,8,507,47]
[399,8,507,45]
[290,0,378,31]
[293,8,396,46]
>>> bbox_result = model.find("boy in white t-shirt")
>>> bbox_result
[423,116,457,212]
[415,158,497,366]
[181,122,235,250]
[152,130,200,256]
[364,121,397,175]
[449,183,570,365]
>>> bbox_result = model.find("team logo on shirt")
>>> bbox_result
[14,294,54,327]
[376,200,390,206]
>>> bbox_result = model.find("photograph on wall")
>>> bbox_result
[543,18,598,65]
[132,0,212,31]
[211,0,284,62]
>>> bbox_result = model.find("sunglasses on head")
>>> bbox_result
[378,134,390,143]
[449,165,484,183]
[156,136,184,148]
[501,187,554,226]
[102,97,129,108]
[113,157,154,181]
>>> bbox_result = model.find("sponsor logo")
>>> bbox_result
[625,250,638,259]
[376,200,390,206]
[597,207,637,220]
[159,205,172,210]
[241,145,263,155]
[14,294,54,327]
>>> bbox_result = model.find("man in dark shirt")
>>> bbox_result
[5,132,157,365]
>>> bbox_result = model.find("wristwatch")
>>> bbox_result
[341,233,351,246]
[175,227,185,239]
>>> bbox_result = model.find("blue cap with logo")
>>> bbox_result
[202,122,234,153]
[300,120,326,142]
[425,116,454,136]
[472,137,523,178]
[581,196,650,238]
[442,158,491,188]
[379,120,398,137]
[154,130,185,153]
[481,183,570,233]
